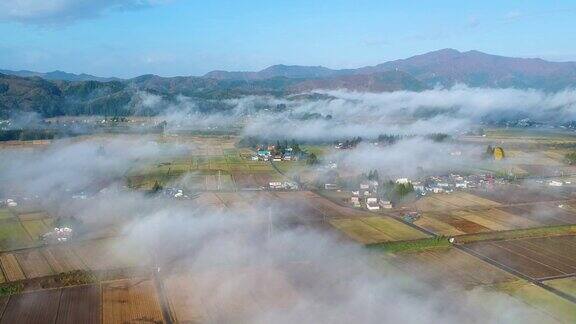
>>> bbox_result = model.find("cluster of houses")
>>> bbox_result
[253,145,298,162]
[41,227,73,243]
[268,181,299,190]
[2,198,18,207]
[415,173,496,194]
[344,180,393,211]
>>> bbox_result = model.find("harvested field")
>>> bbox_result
[381,248,516,288]
[102,278,165,324]
[413,215,466,236]
[473,186,569,204]
[0,288,60,324]
[465,235,576,280]
[165,268,298,323]
[0,253,25,282]
[41,246,87,274]
[416,207,543,236]
[74,239,148,271]
[498,202,576,226]
[15,250,53,279]
[57,285,101,324]
[414,192,500,212]
[330,216,429,244]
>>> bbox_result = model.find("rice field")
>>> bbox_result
[545,277,576,298]
[329,216,430,244]
[102,278,165,324]
[495,280,576,323]
[0,238,150,283]
[380,247,517,288]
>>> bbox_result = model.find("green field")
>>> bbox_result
[545,278,576,299]
[0,219,34,250]
[0,209,15,221]
[495,280,576,323]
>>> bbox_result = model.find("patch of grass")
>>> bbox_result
[366,236,451,253]
[56,270,97,286]
[0,219,34,250]
[455,225,576,244]
[0,209,15,220]
[0,282,23,297]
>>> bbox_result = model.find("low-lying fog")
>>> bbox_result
[3,84,575,322]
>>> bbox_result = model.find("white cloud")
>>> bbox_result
[0,0,170,25]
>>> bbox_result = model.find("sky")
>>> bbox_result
[0,0,575,78]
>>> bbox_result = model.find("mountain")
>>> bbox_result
[0,74,134,117]
[288,71,426,93]
[204,64,341,80]
[357,49,576,90]
[4,49,576,118]
[205,49,576,90]
[0,69,119,82]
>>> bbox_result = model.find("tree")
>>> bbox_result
[368,169,379,181]
[152,181,163,193]
[306,153,319,165]
[485,145,494,159]
[395,182,414,197]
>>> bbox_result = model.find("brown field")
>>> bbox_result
[380,247,516,288]
[465,235,576,280]
[0,238,150,283]
[472,186,570,204]
[232,172,261,189]
[102,278,165,324]
[416,207,544,236]
[498,202,576,226]
[57,285,101,324]
[0,285,102,324]
[0,253,25,282]
[414,192,500,212]
[413,216,466,236]
[165,267,298,323]
[0,288,61,324]
[15,250,53,279]
[42,245,87,274]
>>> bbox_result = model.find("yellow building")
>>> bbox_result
[493,147,505,160]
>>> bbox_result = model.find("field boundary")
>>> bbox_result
[454,225,576,244]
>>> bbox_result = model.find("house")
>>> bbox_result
[455,182,468,189]
[396,178,410,184]
[359,183,370,190]
[549,180,563,187]
[257,149,271,157]
[366,198,380,211]
[269,181,283,189]
[379,200,393,209]
[325,183,339,190]
[251,156,259,161]
[352,190,360,196]
[351,196,361,207]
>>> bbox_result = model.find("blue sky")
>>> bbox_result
[0,0,575,78]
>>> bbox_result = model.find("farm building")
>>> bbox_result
[366,198,380,211]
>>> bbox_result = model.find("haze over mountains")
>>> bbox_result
[2,49,576,118]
